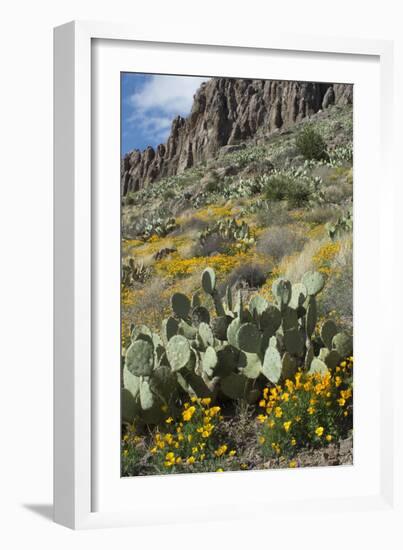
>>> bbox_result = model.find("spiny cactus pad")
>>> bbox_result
[284,328,304,355]
[191,306,210,326]
[202,346,218,377]
[221,373,249,399]
[309,357,329,375]
[171,292,191,318]
[123,365,141,399]
[201,267,216,294]
[282,352,298,380]
[302,271,325,296]
[239,352,262,379]
[332,332,353,358]
[272,278,292,307]
[121,388,139,423]
[263,345,282,384]
[198,322,215,348]
[131,324,153,343]
[305,296,317,338]
[324,350,341,370]
[166,335,191,371]
[236,322,261,353]
[289,282,307,309]
[249,295,268,318]
[260,305,282,333]
[125,339,155,376]
[320,320,338,350]
[282,306,299,331]
[162,316,179,343]
[139,378,155,410]
[211,315,232,341]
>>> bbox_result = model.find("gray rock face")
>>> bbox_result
[122,78,353,195]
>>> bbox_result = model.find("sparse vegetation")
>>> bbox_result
[121,101,354,476]
[296,125,328,161]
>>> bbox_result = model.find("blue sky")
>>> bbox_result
[121,73,208,156]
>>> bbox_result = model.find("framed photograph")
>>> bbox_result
[54,21,399,531]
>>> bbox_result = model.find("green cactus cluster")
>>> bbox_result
[326,209,353,241]
[130,215,179,241]
[122,258,152,286]
[199,218,255,250]
[122,267,352,425]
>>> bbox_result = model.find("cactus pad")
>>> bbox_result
[125,339,154,376]
[289,282,307,310]
[171,292,191,318]
[191,306,210,327]
[309,358,329,375]
[236,322,262,353]
[201,267,216,294]
[302,271,325,296]
[221,373,249,399]
[305,296,317,338]
[282,352,298,380]
[198,322,215,348]
[262,345,282,384]
[166,335,191,371]
[272,278,292,307]
[121,388,139,423]
[284,328,304,355]
[321,320,338,350]
[239,352,262,379]
[202,346,218,377]
[332,332,353,358]
[139,378,155,410]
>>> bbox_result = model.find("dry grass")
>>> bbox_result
[283,237,325,283]
[257,226,306,261]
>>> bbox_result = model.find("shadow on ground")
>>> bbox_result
[23,504,53,522]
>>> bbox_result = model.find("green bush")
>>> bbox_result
[264,174,313,208]
[296,125,328,161]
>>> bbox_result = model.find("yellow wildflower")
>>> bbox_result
[274,407,283,418]
[283,421,292,432]
[315,426,324,437]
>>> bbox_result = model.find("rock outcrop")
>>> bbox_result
[122,78,353,195]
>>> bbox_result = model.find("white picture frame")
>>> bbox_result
[54,20,400,531]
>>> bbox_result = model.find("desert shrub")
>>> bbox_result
[264,173,318,208]
[224,263,268,290]
[283,239,324,283]
[320,238,353,325]
[193,232,230,257]
[295,125,328,161]
[124,277,170,331]
[257,226,306,261]
[256,357,353,460]
[323,183,352,205]
[203,171,221,193]
[162,188,176,200]
[302,206,340,225]
[255,201,292,228]
[174,215,208,234]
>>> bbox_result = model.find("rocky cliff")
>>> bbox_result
[121,78,353,195]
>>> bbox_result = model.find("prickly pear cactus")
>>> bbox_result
[122,265,352,426]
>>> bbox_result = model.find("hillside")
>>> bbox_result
[121,82,353,476]
[121,78,352,193]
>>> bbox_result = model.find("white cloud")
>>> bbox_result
[130,75,207,115]
[128,75,208,146]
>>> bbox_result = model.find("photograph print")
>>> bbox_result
[121,73,353,476]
